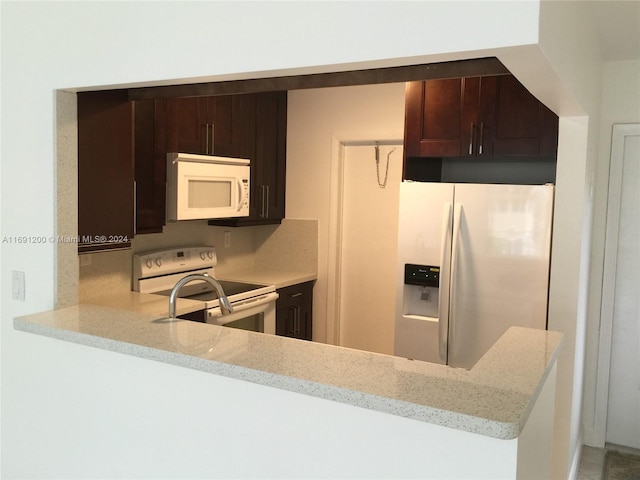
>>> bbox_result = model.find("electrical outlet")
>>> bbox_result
[224,231,231,248]
[12,270,25,301]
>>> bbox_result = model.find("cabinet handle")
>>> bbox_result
[468,123,475,155]
[290,292,303,298]
[260,185,269,219]
[289,305,300,334]
[210,123,216,155]
[204,124,215,155]
[133,181,137,235]
[478,122,484,155]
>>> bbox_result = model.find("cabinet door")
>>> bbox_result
[78,90,134,253]
[255,91,287,221]
[134,99,167,233]
[200,95,235,157]
[166,96,237,156]
[166,97,204,154]
[276,281,313,340]
[405,79,469,158]
[479,75,558,156]
[229,93,257,161]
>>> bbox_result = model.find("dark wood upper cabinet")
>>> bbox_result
[404,77,466,157]
[404,74,558,159]
[133,91,287,233]
[165,96,248,157]
[480,75,559,157]
[210,91,287,227]
[134,94,258,233]
[254,91,287,222]
[134,99,166,234]
[77,90,134,253]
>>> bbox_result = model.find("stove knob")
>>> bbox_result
[145,259,153,269]
[155,257,162,267]
[207,251,214,260]
[200,251,206,260]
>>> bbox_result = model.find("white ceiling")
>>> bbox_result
[589,0,640,61]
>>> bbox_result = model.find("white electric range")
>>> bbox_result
[133,246,278,334]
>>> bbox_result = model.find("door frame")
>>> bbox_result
[593,123,640,445]
[325,132,403,346]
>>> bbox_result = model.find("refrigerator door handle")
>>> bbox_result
[438,203,453,363]
[448,203,463,362]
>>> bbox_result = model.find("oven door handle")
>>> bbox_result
[206,292,279,324]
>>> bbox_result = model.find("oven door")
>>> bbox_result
[206,292,278,335]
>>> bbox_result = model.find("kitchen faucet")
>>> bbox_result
[168,273,233,319]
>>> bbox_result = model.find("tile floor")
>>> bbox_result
[577,444,640,480]
[578,446,608,480]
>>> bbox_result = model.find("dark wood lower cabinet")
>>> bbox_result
[276,281,313,341]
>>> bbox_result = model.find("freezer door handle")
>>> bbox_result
[438,203,453,363]
[448,203,463,361]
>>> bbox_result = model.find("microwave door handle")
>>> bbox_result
[236,178,243,212]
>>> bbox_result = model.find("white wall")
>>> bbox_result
[286,83,406,343]
[0,1,607,477]
[5,330,523,479]
[582,59,640,446]
[498,2,605,477]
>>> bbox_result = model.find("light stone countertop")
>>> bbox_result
[77,291,206,318]
[15,302,562,440]
[79,270,317,317]
[218,269,317,289]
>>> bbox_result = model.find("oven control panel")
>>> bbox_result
[133,246,217,282]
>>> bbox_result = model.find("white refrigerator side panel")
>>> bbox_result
[448,184,554,369]
[395,182,454,363]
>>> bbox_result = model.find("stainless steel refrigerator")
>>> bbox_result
[394,181,554,369]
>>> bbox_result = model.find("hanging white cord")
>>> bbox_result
[375,143,396,188]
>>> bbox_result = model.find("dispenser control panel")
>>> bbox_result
[404,264,440,288]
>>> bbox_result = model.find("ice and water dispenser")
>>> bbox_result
[402,264,440,319]
[395,263,444,363]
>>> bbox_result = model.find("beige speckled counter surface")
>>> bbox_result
[14,305,561,440]
[78,291,205,318]
[219,269,316,289]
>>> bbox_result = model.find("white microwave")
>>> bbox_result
[166,153,250,221]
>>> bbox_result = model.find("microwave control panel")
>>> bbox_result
[240,178,249,212]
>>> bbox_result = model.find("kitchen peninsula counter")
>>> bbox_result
[14,304,562,441]
[75,291,206,318]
